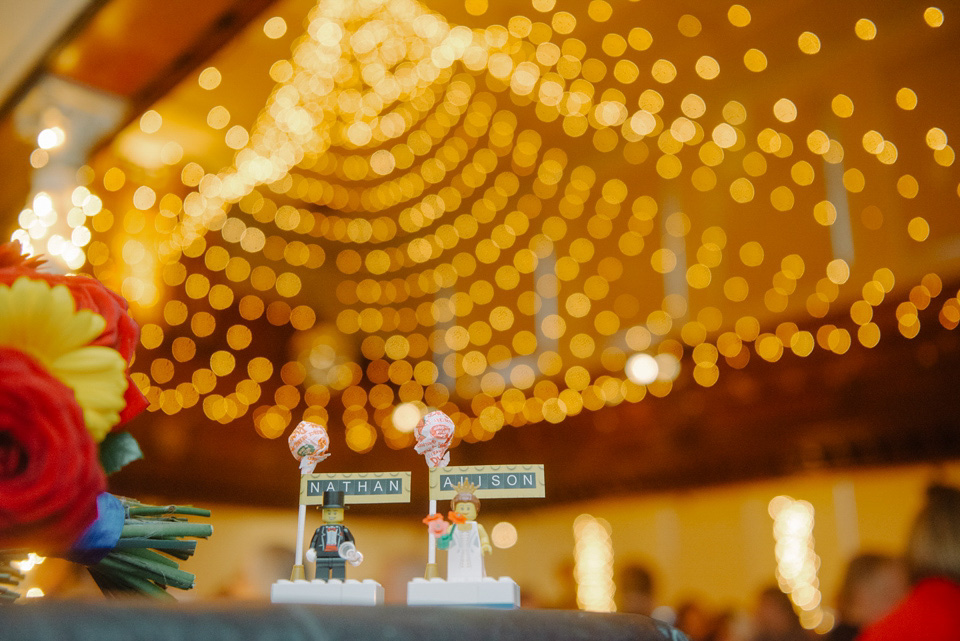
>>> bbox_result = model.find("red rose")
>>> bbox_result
[0,263,147,426]
[0,348,106,553]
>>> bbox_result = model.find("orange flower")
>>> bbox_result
[0,240,44,270]
[0,242,146,428]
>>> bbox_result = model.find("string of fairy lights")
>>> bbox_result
[10,0,960,455]
[770,495,831,633]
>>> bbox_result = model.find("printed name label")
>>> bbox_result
[300,471,411,505]
[429,464,545,500]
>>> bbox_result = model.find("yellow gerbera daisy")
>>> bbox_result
[0,276,127,442]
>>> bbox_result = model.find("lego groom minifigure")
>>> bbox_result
[305,490,363,580]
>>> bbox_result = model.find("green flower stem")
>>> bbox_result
[149,548,192,561]
[106,551,195,590]
[87,568,128,594]
[90,566,176,601]
[120,521,213,539]
[97,553,195,590]
[0,572,24,586]
[114,537,197,554]
[120,547,179,569]
[127,506,212,517]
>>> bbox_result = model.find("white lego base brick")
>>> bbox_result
[341,579,385,605]
[270,578,384,605]
[406,577,520,608]
[408,578,479,604]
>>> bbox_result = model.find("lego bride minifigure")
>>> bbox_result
[428,481,492,582]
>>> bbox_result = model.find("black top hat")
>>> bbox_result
[321,490,347,509]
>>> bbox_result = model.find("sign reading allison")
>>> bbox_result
[429,464,545,500]
[300,471,411,505]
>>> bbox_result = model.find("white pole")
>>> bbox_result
[427,498,437,565]
[295,503,307,565]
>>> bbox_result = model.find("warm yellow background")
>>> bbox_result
[137,460,957,609]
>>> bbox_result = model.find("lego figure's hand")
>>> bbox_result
[339,542,363,566]
[422,513,449,537]
[482,543,493,555]
[305,548,317,563]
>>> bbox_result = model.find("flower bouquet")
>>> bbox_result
[1,551,25,601]
[0,241,212,601]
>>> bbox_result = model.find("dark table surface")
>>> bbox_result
[0,601,689,641]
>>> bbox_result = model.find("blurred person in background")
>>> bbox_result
[750,586,811,641]
[859,484,960,640]
[675,599,714,641]
[545,558,579,609]
[707,609,753,641]
[824,553,907,641]
[617,562,657,616]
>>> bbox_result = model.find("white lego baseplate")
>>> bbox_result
[406,577,520,608]
[270,578,384,605]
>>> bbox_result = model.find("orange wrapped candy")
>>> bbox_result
[288,420,330,473]
[414,410,454,468]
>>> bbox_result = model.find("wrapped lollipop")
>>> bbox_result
[288,420,331,474]
[413,410,455,578]
[414,411,455,469]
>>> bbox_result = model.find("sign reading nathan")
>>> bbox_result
[300,472,411,505]
[429,464,545,500]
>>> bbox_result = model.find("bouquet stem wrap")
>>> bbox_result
[66,493,125,566]
[64,495,213,599]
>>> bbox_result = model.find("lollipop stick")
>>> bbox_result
[291,503,307,580]
[425,498,439,578]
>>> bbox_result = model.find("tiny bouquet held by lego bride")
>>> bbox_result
[0,241,212,602]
